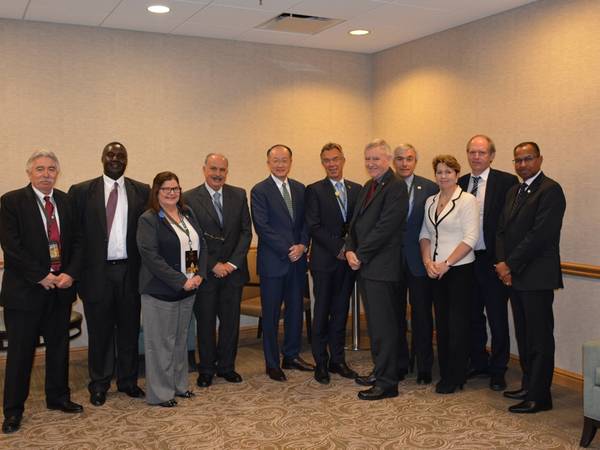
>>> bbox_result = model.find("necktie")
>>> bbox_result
[106,182,118,238]
[471,176,481,197]
[282,182,294,220]
[335,181,347,221]
[364,180,378,205]
[513,182,528,210]
[213,191,224,226]
[44,196,61,271]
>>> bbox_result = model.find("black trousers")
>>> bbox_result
[194,278,243,375]
[3,292,72,418]
[310,262,355,366]
[469,251,510,375]
[401,268,434,374]
[83,263,141,394]
[359,276,404,389]
[509,289,554,403]
[431,263,473,386]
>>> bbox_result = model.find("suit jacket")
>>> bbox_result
[496,172,566,291]
[251,176,309,278]
[137,207,208,301]
[0,184,82,311]
[458,168,518,262]
[346,168,408,282]
[68,176,150,303]
[184,183,252,289]
[403,174,438,277]
[305,177,361,272]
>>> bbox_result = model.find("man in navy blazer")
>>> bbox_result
[393,144,438,385]
[1,151,83,434]
[458,135,518,391]
[251,144,313,381]
[496,141,565,414]
[305,143,361,384]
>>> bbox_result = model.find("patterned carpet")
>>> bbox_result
[0,351,585,449]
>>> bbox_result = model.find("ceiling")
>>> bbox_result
[0,0,538,54]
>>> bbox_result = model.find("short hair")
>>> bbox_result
[466,134,496,155]
[394,143,418,160]
[266,144,292,157]
[365,138,392,157]
[204,153,229,165]
[103,141,127,153]
[432,154,461,174]
[148,171,186,213]
[320,142,343,156]
[26,150,60,173]
[513,141,540,156]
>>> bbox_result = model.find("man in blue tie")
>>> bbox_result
[251,145,313,381]
[305,143,362,384]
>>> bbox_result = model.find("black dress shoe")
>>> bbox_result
[282,357,315,371]
[508,400,552,414]
[489,374,507,391]
[197,373,214,388]
[217,371,243,383]
[435,380,464,394]
[90,391,106,406]
[355,371,376,386]
[314,365,330,385]
[119,386,145,398]
[47,400,84,413]
[503,388,528,400]
[157,399,177,407]
[175,390,195,398]
[266,367,287,382]
[358,386,398,401]
[328,362,358,379]
[467,368,490,379]
[416,372,432,385]
[2,415,22,434]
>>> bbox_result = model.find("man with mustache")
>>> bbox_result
[69,142,149,406]
[184,153,252,387]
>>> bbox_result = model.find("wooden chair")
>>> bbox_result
[240,247,312,342]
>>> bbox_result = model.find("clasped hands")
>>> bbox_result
[38,273,74,290]
[424,260,450,279]
[494,261,512,287]
[288,244,305,263]
[183,274,204,291]
[212,262,235,278]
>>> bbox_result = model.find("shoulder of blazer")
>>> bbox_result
[124,177,150,194]
[458,173,470,189]
[288,178,306,190]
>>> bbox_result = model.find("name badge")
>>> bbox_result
[185,250,199,274]
[49,241,61,264]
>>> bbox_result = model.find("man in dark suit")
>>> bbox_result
[458,135,518,391]
[305,142,361,384]
[393,143,438,385]
[1,151,84,434]
[251,144,313,382]
[184,153,252,388]
[69,142,149,406]
[346,139,408,400]
[496,141,566,414]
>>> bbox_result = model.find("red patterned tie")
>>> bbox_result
[44,196,61,271]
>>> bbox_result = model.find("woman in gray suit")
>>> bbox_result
[137,171,207,407]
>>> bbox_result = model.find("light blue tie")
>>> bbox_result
[213,191,223,226]
[335,181,347,221]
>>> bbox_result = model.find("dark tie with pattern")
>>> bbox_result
[282,182,294,220]
[364,180,378,205]
[513,182,529,210]
[471,176,481,196]
[106,182,118,238]
[44,196,61,271]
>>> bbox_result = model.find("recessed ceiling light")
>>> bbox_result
[349,29,370,36]
[148,5,170,14]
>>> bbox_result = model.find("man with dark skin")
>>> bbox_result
[69,142,150,407]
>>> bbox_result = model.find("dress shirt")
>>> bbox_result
[204,184,237,270]
[328,177,347,219]
[103,174,128,260]
[522,170,542,187]
[419,186,479,266]
[270,174,293,202]
[168,216,201,279]
[467,167,490,251]
[32,186,61,236]
[404,174,415,218]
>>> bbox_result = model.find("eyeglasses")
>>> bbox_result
[512,155,538,165]
[159,187,181,194]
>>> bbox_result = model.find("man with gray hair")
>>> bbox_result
[346,139,408,400]
[393,143,438,385]
[1,151,83,434]
[184,153,252,387]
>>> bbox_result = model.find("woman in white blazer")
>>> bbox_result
[419,155,479,394]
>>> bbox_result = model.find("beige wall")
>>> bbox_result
[372,0,600,374]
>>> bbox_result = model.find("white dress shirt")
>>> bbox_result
[419,186,479,266]
[270,174,292,202]
[32,186,60,237]
[104,174,128,260]
[467,167,490,251]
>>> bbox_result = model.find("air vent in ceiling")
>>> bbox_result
[256,13,345,35]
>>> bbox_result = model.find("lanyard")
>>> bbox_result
[163,209,193,251]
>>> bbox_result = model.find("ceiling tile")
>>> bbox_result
[210,0,302,12]
[0,0,29,20]
[237,28,309,47]
[289,0,383,21]
[26,0,122,26]
[177,4,276,29]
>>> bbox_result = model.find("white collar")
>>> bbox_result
[204,183,222,197]
[103,174,124,188]
[32,185,54,201]
[270,174,289,189]
[523,170,542,186]
[471,166,490,181]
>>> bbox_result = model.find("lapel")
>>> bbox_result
[408,176,425,222]
[483,169,497,224]
[427,186,463,227]
[508,172,545,221]
[124,178,138,233]
[268,177,293,223]
[198,184,223,228]
[360,169,392,214]
[221,185,234,231]
[324,178,345,222]
[26,185,49,243]
[92,177,108,237]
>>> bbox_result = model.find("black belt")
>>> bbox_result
[106,259,128,265]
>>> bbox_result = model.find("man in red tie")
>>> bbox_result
[1,150,84,434]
